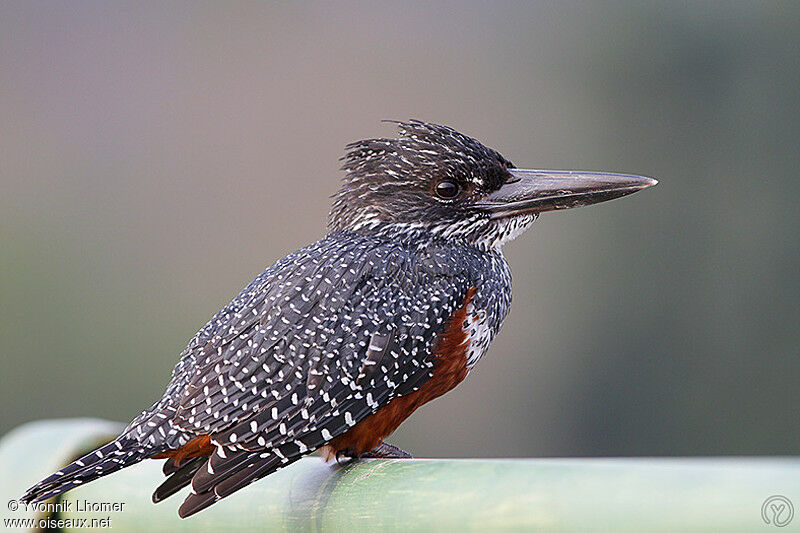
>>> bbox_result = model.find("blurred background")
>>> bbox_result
[1,1,798,457]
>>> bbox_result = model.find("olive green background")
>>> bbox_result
[1,2,798,457]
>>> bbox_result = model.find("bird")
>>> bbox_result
[20,120,656,517]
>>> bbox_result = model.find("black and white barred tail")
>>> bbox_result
[20,437,150,504]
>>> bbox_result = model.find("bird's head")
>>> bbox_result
[329,121,656,249]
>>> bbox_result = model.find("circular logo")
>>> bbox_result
[762,495,794,527]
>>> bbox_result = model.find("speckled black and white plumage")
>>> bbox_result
[21,121,528,516]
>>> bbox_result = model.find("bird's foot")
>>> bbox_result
[334,449,357,466]
[332,441,413,464]
[360,441,413,459]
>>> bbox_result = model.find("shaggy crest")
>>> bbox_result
[328,120,515,235]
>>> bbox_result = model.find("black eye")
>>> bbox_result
[435,181,460,199]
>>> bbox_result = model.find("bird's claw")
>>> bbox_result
[334,442,412,464]
[360,441,413,459]
[335,449,357,465]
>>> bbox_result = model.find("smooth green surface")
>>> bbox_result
[2,420,799,531]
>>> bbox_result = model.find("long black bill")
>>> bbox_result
[476,169,657,218]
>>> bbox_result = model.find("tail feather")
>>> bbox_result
[178,447,300,518]
[215,453,299,499]
[163,456,182,476]
[20,438,149,503]
[190,447,253,494]
[152,457,206,503]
